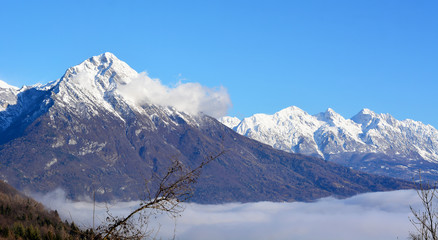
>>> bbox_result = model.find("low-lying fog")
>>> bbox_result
[33,189,421,240]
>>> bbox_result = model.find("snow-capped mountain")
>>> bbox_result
[220,106,438,181]
[0,53,412,203]
[0,53,198,137]
[0,80,18,112]
[52,52,137,116]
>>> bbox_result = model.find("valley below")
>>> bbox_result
[33,189,420,240]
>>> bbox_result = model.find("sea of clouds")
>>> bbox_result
[32,189,421,240]
[118,72,232,118]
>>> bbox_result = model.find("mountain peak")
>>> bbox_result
[287,105,303,111]
[101,52,117,59]
[82,52,137,79]
[41,53,141,119]
[351,108,377,125]
[58,53,138,94]
[89,52,119,65]
[358,108,375,115]
[323,108,339,117]
[316,108,342,122]
[278,106,307,116]
[326,107,335,114]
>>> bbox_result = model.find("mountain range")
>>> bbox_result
[220,106,438,181]
[0,53,413,203]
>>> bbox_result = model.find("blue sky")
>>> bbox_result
[1,1,437,127]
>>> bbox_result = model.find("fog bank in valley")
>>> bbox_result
[33,189,420,240]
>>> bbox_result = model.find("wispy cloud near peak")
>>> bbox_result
[118,72,232,118]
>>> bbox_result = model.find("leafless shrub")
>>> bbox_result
[409,172,438,240]
[96,151,224,240]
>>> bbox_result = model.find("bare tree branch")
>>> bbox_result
[96,150,224,240]
[409,171,438,240]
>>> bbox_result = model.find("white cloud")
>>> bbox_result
[33,190,421,240]
[31,189,141,229]
[118,72,232,118]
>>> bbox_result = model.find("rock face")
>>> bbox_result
[220,106,438,181]
[0,53,413,203]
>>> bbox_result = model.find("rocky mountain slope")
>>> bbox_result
[220,106,438,181]
[0,53,413,203]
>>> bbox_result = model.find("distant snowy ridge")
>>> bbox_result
[220,106,438,163]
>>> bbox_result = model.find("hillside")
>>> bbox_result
[0,180,95,240]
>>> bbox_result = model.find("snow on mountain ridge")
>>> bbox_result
[49,52,140,120]
[218,116,240,129]
[59,52,137,95]
[0,82,19,112]
[0,80,18,90]
[0,52,232,123]
[234,106,324,157]
[0,53,218,133]
[220,106,438,162]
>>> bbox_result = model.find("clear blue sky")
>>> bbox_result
[1,1,437,127]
